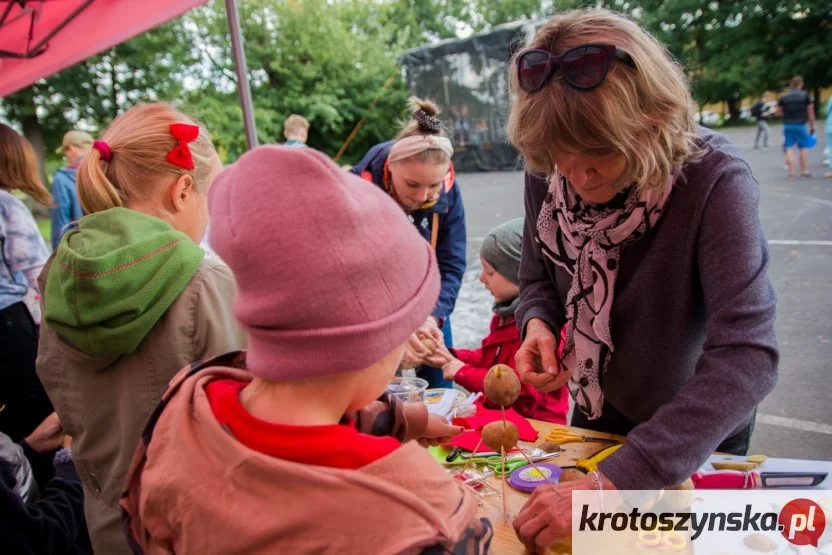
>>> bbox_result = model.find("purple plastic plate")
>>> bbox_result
[508,463,562,492]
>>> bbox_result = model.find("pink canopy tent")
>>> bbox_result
[0,0,258,148]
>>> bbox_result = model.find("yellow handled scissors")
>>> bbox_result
[545,427,620,446]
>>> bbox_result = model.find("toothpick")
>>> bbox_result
[501,405,506,424]
[519,449,556,485]
[501,445,508,521]
[458,437,484,478]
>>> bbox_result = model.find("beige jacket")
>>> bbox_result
[37,257,247,555]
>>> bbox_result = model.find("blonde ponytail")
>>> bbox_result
[77,146,123,214]
[77,103,217,215]
[0,123,53,207]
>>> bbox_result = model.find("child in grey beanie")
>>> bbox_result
[426,218,569,423]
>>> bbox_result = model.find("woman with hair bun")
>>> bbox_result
[352,97,467,387]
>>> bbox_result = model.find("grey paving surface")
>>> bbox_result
[451,123,832,461]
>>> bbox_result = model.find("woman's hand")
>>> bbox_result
[513,472,617,553]
[417,414,465,447]
[25,412,64,454]
[515,319,570,392]
[399,318,445,370]
[400,333,431,370]
[418,316,444,344]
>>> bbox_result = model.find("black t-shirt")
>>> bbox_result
[778,90,814,124]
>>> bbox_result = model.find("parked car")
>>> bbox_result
[695,110,721,126]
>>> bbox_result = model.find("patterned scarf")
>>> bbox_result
[536,170,671,419]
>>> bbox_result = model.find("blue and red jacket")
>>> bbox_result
[351,141,466,322]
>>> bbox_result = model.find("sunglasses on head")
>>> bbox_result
[516,43,636,93]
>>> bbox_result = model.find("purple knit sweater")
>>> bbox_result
[516,128,779,489]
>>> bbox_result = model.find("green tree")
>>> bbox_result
[184,0,415,162]
[638,0,832,119]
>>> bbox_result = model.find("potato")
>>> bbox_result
[484,364,521,407]
[481,421,519,452]
[420,336,437,355]
[538,441,561,453]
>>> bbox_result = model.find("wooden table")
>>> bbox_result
[472,420,624,554]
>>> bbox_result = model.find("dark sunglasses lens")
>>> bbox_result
[518,51,551,91]
[561,46,610,89]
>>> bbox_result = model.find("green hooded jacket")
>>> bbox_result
[44,208,205,355]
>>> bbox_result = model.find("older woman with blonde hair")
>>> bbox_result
[508,10,778,551]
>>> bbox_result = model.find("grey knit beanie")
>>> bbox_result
[480,218,524,285]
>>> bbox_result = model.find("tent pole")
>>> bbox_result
[224,0,257,150]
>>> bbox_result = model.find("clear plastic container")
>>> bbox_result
[387,377,429,403]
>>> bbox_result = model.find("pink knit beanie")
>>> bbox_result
[208,145,440,380]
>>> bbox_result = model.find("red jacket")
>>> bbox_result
[453,314,569,424]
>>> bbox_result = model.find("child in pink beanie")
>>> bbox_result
[121,146,493,554]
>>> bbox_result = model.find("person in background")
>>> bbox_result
[283,114,309,147]
[825,95,832,179]
[121,145,490,554]
[1,413,92,554]
[777,75,816,178]
[51,130,92,248]
[751,94,771,149]
[36,104,247,555]
[0,124,55,445]
[351,97,467,388]
[427,218,569,423]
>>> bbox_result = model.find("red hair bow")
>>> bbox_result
[166,123,200,170]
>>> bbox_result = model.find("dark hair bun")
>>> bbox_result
[412,109,443,133]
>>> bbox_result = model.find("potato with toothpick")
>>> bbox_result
[484,364,521,407]
[482,421,520,452]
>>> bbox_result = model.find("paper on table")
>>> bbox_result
[426,389,457,418]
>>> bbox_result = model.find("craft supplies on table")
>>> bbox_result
[448,401,539,453]
[451,467,499,500]
[423,389,480,419]
[702,454,832,490]
[545,427,621,446]
[386,377,428,403]
[424,388,464,418]
[508,463,562,492]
